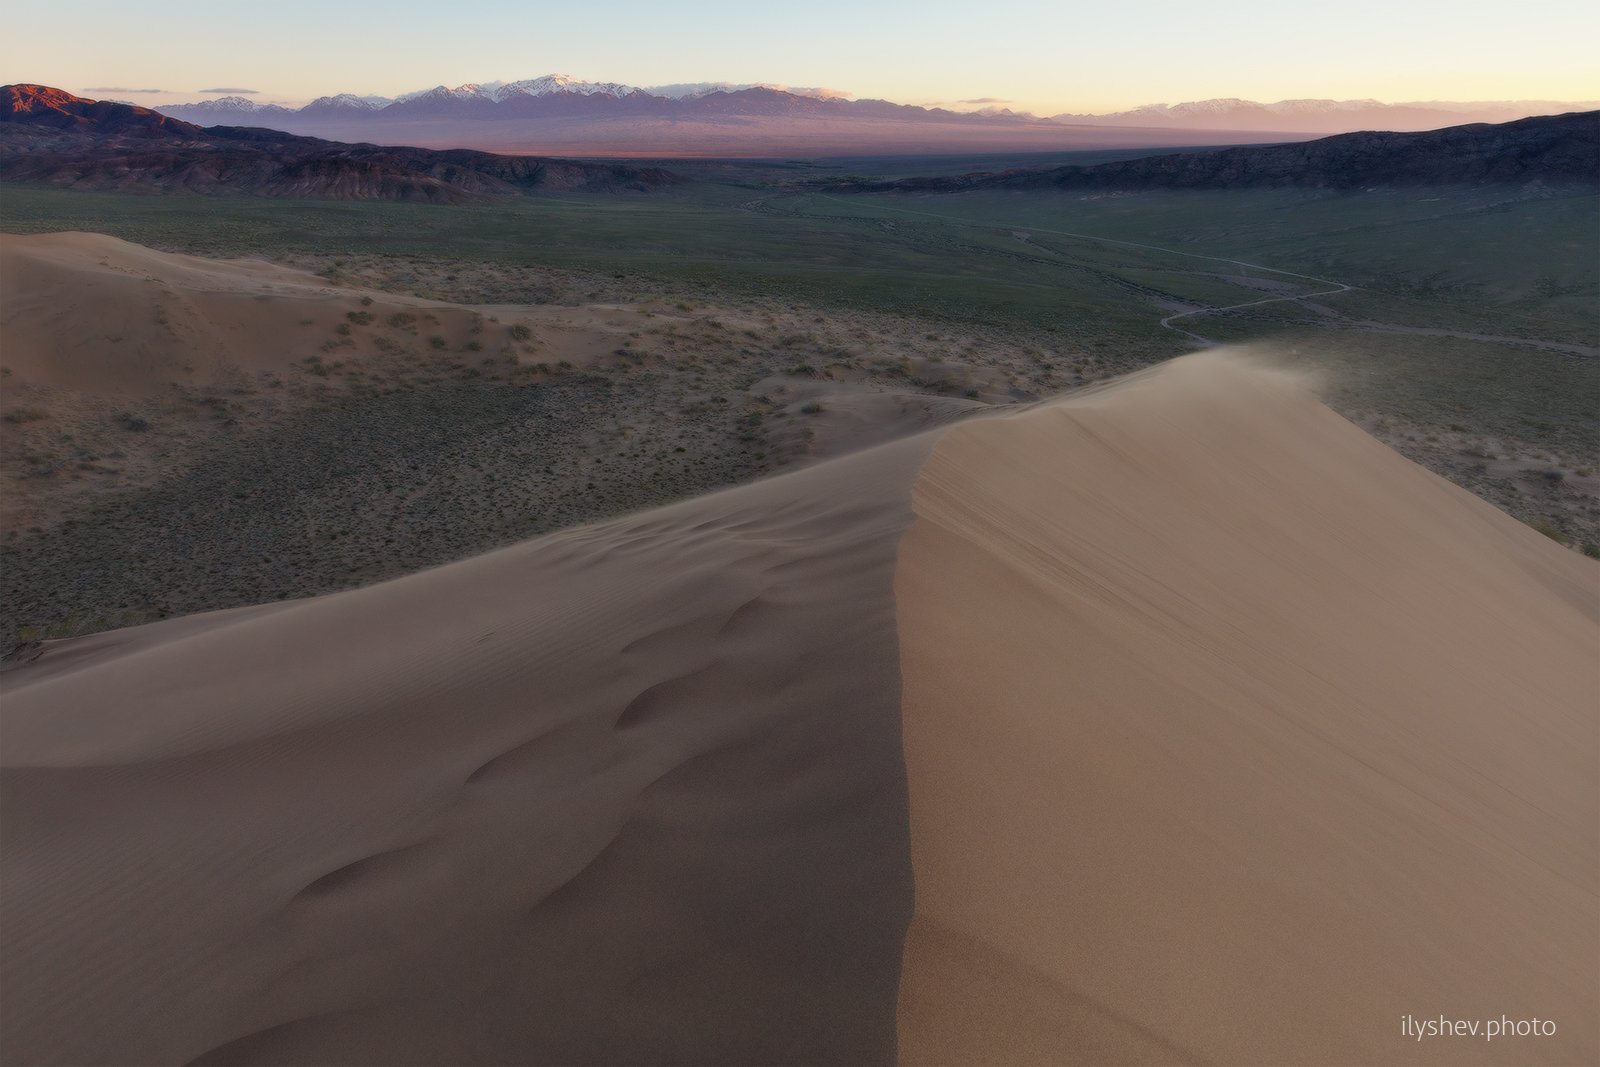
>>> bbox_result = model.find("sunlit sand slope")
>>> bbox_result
[895,353,1598,1065]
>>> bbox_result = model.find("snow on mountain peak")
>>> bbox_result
[646,81,851,100]
[387,75,642,104]
[204,96,260,112]
[497,74,639,99]
[306,93,390,110]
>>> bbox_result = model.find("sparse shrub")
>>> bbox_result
[360,296,374,306]
[120,413,150,432]
[429,336,448,349]
[1528,518,1571,544]
[1583,543,1600,559]
[800,402,823,415]
[388,312,417,329]
[508,324,532,342]
[346,311,374,326]
[2,407,46,425]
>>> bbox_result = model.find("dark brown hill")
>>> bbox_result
[0,85,679,201]
[3,83,202,136]
[834,111,1600,193]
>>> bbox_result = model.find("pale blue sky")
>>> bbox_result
[5,0,1597,112]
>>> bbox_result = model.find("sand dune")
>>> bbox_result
[0,433,930,1065]
[0,232,659,393]
[895,356,1598,1065]
[2,353,1595,1065]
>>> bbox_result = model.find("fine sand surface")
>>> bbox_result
[894,356,1599,1065]
[2,353,1596,1065]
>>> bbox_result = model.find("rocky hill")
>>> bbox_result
[835,110,1600,193]
[0,85,680,202]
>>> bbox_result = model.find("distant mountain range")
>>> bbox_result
[0,85,679,201]
[140,77,1600,156]
[1049,98,1600,134]
[7,85,1593,203]
[139,79,1280,157]
[839,111,1600,193]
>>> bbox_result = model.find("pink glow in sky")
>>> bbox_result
[5,0,1596,114]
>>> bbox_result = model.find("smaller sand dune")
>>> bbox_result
[0,232,658,393]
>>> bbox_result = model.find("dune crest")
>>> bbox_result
[2,352,1594,1065]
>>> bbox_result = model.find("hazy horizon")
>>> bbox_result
[6,0,1597,115]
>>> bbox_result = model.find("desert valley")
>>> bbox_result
[0,9,1597,1064]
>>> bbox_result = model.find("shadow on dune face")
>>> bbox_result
[0,437,935,1066]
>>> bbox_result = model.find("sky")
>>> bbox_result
[4,0,1597,113]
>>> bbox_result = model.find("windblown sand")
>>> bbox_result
[2,344,1595,1065]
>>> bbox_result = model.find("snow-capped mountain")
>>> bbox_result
[491,75,640,100]
[147,79,1595,156]
[645,82,851,101]
[154,95,296,121]
[304,93,392,111]
[395,75,642,104]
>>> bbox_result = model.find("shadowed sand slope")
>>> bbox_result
[1,353,1595,1066]
[895,354,1599,1065]
[0,437,929,1065]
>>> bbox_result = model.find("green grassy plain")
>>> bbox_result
[2,175,1596,640]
